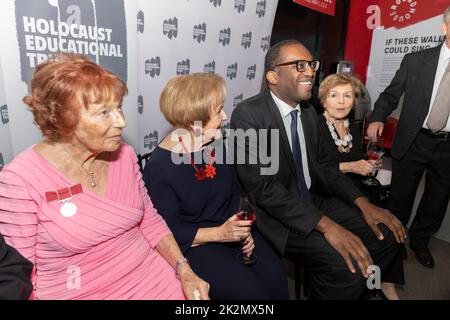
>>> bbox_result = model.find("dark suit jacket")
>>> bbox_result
[230,90,363,255]
[368,44,442,159]
[0,234,33,300]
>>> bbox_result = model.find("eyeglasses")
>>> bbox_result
[273,60,320,72]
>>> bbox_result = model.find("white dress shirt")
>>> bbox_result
[423,43,450,131]
[270,91,311,189]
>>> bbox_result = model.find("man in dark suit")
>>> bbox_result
[0,233,33,299]
[230,39,406,299]
[367,7,450,269]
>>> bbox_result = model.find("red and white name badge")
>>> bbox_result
[45,184,83,218]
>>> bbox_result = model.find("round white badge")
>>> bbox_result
[60,202,77,218]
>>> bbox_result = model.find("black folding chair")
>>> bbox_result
[137,152,152,173]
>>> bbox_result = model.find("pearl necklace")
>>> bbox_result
[324,112,353,153]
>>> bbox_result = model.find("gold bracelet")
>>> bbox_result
[175,257,189,279]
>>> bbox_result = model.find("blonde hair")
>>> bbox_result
[318,73,362,107]
[444,6,450,24]
[160,73,226,130]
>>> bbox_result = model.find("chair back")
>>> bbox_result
[137,153,152,173]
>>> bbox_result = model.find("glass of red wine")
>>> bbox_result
[236,196,257,264]
[362,136,385,186]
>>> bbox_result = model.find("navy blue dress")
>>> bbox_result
[143,140,289,300]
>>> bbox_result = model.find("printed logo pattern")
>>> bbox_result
[144,131,159,150]
[193,23,207,43]
[235,0,246,13]
[137,11,144,33]
[210,0,222,7]
[145,57,161,78]
[204,61,216,74]
[138,95,144,114]
[1,105,9,125]
[247,64,256,80]
[241,31,252,49]
[163,17,178,39]
[227,63,238,80]
[219,27,231,46]
[260,35,270,51]
[177,59,190,75]
[233,94,243,108]
[256,0,266,18]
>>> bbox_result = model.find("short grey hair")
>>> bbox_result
[444,6,450,24]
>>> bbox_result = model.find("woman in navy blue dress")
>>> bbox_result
[143,73,288,300]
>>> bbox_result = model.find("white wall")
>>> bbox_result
[136,0,278,154]
[0,0,278,158]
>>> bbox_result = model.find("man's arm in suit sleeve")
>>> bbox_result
[0,234,33,300]
[369,54,408,123]
[230,104,323,239]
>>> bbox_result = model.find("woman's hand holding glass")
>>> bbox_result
[241,233,255,258]
[217,214,252,242]
[236,196,257,264]
[362,137,385,186]
[342,159,380,176]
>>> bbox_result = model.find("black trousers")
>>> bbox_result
[285,196,403,300]
[389,131,450,249]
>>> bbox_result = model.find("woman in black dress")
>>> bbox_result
[143,73,288,300]
[317,74,405,300]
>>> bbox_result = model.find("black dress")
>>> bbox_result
[143,140,289,300]
[317,115,365,192]
[0,233,33,299]
[317,115,389,207]
[317,114,405,285]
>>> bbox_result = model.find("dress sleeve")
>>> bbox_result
[143,157,198,254]
[0,169,37,295]
[0,170,37,265]
[127,147,172,249]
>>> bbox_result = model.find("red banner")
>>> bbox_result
[344,0,379,83]
[380,0,450,29]
[293,0,336,16]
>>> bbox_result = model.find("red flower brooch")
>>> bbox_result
[179,137,217,181]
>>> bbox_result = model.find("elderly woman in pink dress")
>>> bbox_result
[0,53,209,300]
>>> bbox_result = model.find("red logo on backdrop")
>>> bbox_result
[380,0,450,29]
[293,0,336,16]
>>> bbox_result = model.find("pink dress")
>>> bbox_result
[0,144,185,300]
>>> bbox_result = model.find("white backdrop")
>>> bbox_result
[0,0,278,162]
[137,0,277,154]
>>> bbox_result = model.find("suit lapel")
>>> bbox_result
[264,91,297,176]
[420,44,441,107]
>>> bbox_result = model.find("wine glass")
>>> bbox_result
[362,136,385,186]
[236,196,257,264]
